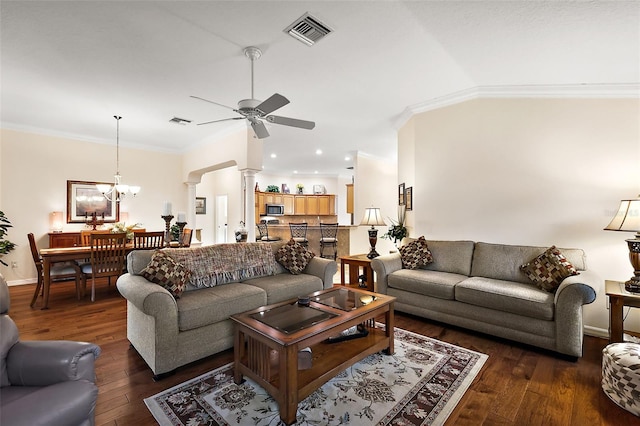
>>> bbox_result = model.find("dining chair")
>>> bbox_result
[319,223,339,259]
[256,223,280,242]
[289,222,309,247]
[81,232,128,302]
[133,231,165,249]
[80,229,112,246]
[28,233,82,308]
[181,228,193,247]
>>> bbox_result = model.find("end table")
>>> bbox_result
[339,254,375,292]
[606,280,640,343]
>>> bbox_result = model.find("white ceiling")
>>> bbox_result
[2,1,638,176]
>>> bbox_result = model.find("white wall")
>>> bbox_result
[0,128,184,284]
[398,97,640,335]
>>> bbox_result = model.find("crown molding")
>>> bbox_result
[394,83,640,130]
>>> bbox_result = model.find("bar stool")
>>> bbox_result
[289,222,309,247]
[256,223,280,242]
[319,223,339,259]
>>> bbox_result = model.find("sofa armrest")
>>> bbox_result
[304,257,338,289]
[553,269,598,357]
[371,253,403,293]
[116,273,178,318]
[7,341,100,386]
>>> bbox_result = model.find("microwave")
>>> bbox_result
[265,204,285,216]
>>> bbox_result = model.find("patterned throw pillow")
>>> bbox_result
[520,246,579,292]
[140,250,191,298]
[399,236,433,269]
[275,239,315,274]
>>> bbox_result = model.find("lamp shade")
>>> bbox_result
[49,211,63,232]
[360,207,386,227]
[604,199,640,234]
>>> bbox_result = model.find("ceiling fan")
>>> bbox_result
[191,46,315,139]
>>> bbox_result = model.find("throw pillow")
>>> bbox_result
[275,239,315,274]
[399,236,433,269]
[520,246,579,292]
[140,250,191,298]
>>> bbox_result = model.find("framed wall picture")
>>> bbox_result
[405,186,413,211]
[398,183,405,205]
[195,197,206,214]
[67,180,119,223]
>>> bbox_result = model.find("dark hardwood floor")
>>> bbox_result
[8,279,638,426]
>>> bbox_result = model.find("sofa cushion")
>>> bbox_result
[455,276,555,320]
[176,283,266,332]
[399,236,433,269]
[520,246,579,292]
[420,240,475,276]
[275,239,315,274]
[388,269,466,300]
[470,242,587,284]
[140,251,190,298]
[242,273,324,305]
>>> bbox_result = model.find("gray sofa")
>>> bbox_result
[116,242,337,378]
[0,273,101,426]
[371,240,597,357]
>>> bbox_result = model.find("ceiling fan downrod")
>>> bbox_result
[244,46,262,100]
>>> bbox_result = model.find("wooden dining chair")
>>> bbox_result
[181,228,193,247]
[28,233,83,308]
[80,232,128,302]
[133,231,165,249]
[80,229,112,246]
[289,222,309,247]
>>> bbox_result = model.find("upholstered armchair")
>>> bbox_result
[0,273,101,426]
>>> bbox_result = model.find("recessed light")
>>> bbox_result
[345,156,351,161]
[315,149,322,155]
[293,170,298,174]
[314,170,318,174]
[270,153,277,158]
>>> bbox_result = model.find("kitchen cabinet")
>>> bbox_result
[257,192,335,216]
[294,196,306,215]
[346,184,354,214]
[283,194,295,215]
[306,196,319,215]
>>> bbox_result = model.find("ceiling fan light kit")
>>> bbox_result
[191,46,315,139]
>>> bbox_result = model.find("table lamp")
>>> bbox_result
[360,207,386,259]
[604,197,640,292]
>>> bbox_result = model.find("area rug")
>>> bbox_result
[145,327,488,425]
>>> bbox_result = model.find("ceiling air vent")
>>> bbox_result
[284,13,332,46]
[169,117,191,125]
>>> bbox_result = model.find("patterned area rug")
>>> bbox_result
[145,327,487,425]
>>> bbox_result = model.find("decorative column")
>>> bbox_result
[186,182,199,244]
[242,169,258,242]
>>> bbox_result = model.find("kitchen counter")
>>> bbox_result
[258,224,354,258]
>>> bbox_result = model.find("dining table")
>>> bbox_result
[39,244,135,309]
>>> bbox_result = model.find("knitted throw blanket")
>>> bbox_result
[163,243,278,288]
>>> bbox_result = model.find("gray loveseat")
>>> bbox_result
[371,240,597,357]
[116,242,337,378]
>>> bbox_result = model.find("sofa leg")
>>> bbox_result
[153,370,176,382]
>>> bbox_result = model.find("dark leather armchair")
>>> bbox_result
[0,273,101,426]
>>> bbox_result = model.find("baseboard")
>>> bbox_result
[6,278,35,287]
[584,325,609,339]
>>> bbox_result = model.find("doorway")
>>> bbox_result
[215,194,228,243]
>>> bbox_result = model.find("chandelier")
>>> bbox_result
[96,115,140,202]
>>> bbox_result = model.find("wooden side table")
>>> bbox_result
[339,254,375,292]
[606,280,640,343]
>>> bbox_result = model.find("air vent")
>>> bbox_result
[284,13,332,46]
[169,117,191,125]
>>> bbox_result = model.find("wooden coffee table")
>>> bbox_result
[231,287,395,425]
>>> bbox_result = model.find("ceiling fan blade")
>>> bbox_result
[197,117,244,126]
[256,93,289,115]
[190,95,238,112]
[266,115,315,130]
[248,117,270,139]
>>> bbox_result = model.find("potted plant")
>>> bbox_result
[0,211,17,266]
[382,205,408,247]
[266,185,280,193]
[296,183,304,194]
[111,221,142,241]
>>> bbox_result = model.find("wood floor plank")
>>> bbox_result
[7,280,640,426]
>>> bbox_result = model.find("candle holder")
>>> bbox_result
[161,215,174,247]
[176,222,187,247]
[86,212,105,230]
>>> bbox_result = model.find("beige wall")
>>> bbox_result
[398,97,640,335]
[0,128,184,284]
